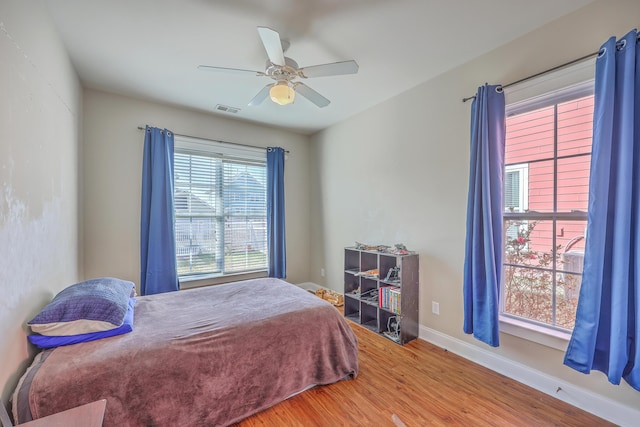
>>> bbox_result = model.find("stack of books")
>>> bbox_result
[379,286,401,314]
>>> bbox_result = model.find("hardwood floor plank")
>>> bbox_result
[236,320,614,426]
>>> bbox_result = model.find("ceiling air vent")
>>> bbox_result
[215,104,241,114]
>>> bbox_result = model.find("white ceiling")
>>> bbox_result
[44,0,595,135]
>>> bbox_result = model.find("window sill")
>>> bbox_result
[499,315,571,351]
[179,270,268,290]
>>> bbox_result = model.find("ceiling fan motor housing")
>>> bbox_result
[265,57,300,81]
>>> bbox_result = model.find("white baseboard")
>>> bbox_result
[295,282,324,292]
[419,325,639,427]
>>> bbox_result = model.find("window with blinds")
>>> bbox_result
[505,170,520,209]
[502,86,594,332]
[174,136,267,278]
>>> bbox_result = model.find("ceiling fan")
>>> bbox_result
[198,27,359,108]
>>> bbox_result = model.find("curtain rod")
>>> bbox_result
[137,126,290,153]
[462,50,599,103]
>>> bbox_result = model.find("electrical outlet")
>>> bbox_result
[432,301,440,315]
[320,268,325,277]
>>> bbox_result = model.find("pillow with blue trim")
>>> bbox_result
[29,298,136,348]
[28,277,135,336]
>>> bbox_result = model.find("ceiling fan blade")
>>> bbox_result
[298,60,359,78]
[198,65,264,76]
[295,83,330,108]
[257,26,286,66]
[248,84,273,106]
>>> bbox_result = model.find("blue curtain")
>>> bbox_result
[267,147,286,278]
[463,84,506,347]
[140,126,179,295]
[564,29,640,390]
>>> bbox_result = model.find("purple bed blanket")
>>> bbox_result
[15,278,358,426]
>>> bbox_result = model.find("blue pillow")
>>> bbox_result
[28,277,135,336]
[29,298,136,349]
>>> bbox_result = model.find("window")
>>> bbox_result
[174,136,267,278]
[505,164,529,212]
[504,163,529,242]
[502,80,594,334]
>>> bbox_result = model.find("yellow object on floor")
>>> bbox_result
[315,289,344,307]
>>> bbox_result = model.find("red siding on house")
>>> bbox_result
[506,106,554,164]
[558,96,594,157]
[558,156,591,211]
[505,95,593,264]
[506,97,593,165]
[528,160,553,212]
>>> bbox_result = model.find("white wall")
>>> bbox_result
[0,0,82,406]
[310,0,640,422]
[82,89,311,290]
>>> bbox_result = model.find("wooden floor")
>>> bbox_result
[236,319,613,427]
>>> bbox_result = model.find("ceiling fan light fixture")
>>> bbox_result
[270,81,295,105]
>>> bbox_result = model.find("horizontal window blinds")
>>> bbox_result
[222,159,267,273]
[174,136,267,277]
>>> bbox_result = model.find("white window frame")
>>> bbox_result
[499,59,595,350]
[173,135,268,285]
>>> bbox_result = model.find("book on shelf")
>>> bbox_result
[390,287,401,315]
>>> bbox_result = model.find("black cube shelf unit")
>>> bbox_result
[343,247,419,345]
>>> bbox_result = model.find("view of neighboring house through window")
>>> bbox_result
[504,163,529,242]
[174,136,268,278]
[502,82,593,332]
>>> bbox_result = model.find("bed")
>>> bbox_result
[13,278,359,426]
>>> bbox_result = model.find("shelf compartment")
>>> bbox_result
[344,271,360,295]
[379,254,398,281]
[361,251,378,272]
[361,277,377,291]
[361,303,379,332]
[344,249,360,271]
[344,295,360,322]
[379,309,402,342]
